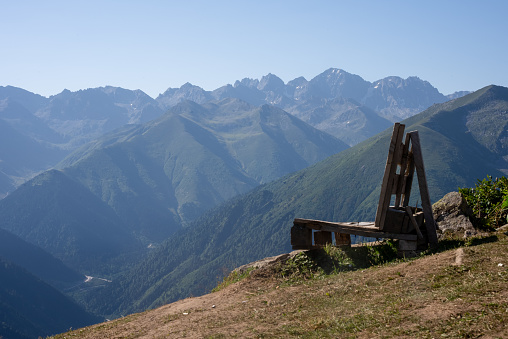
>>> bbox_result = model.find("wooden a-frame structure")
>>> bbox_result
[291,123,438,253]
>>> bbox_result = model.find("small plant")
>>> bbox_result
[459,175,508,230]
[364,240,398,265]
[280,251,319,279]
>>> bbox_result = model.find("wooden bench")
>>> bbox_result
[291,123,438,253]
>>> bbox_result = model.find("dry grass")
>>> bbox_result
[53,232,508,338]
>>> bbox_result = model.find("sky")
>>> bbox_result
[1,1,507,98]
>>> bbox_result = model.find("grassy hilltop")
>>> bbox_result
[53,229,508,338]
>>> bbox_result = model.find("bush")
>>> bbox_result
[459,175,508,230]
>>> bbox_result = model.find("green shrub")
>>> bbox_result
[280,252,318,279]
[459,175,508,230]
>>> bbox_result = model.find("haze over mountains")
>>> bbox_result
[0,68,464,199]
[0,68,487,337]
[1,98,346,276]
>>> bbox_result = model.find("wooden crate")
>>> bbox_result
[314,231,333,245]
[383,206,424,234]
[335,232,351,246]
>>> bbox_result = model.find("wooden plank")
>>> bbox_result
[376,123,406,230]
[294,218,418,241]
[295,218,376,229]
[390,128,406,202]
[391,174,402,194]
[375,124,401,228]
[409,131,438,248]
[402,142,415,207]
[395,133,412,207]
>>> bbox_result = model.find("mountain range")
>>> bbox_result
[157,69,465,121]
[78,85,508,317]
[0,68,465,198]
[0,86,164,198]
[0,98,346,275]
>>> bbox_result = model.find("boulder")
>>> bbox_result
[233,250,304,274]
[432,191,477,238]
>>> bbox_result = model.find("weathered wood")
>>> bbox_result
[291,223,312,249]
[314,231,332,245]
[335,232,351,246]
[391,174,402,194]
[401,208,424,234]
[402,142,415,207]
[395,133,412,207]
[409,131,438,248]
[405,206,424,240]
[294,218,418,241]
[398,239,418,251]
[383,207,412,234]
[390,130,406,202]
[398,240,418,257]
[376,123,405,230]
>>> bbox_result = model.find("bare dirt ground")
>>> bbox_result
[55,233,508,338]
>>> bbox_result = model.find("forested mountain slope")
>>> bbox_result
[0,98,347,275]
[87,85,508,317]
[0,228,84,289]
[0,258,101,339]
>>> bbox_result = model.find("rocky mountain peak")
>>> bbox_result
[235,78,259,89]
[257,73,285,93]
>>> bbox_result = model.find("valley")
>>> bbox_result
[2,70,508,338]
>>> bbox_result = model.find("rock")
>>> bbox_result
[496,224,508,232]
[432,191,477,238]
[233,250,305,274]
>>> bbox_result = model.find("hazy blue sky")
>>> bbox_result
[1,1,507,98]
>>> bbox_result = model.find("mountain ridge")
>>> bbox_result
[0,68,468,198]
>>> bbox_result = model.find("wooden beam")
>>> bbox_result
[402,143,415,207]
[408,131,438,248]
[376,123,406,230]
[405,206,424,240]
[395,133,412,207]
[294,218,418,241]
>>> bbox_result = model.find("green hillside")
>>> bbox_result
[88,85,508,317]
[59,99,347,239]
[0,98,346,276]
